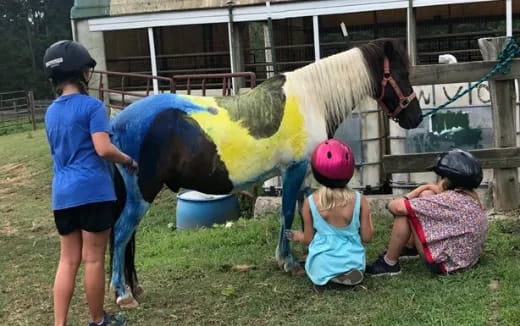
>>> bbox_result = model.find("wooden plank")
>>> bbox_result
[410,58,520,85]
[480,37,520,211]
[27,91,36,131]
[383,147,520,174]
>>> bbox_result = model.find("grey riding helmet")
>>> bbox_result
[430,149,483,189]
[43,40,96,83]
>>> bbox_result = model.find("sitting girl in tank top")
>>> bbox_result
[287,139,373,286]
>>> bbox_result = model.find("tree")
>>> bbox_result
[0,0,74,98]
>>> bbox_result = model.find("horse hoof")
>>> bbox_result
[283,260,302,274]
[134,285,144,297]
[290,264,305,276]
[116,294,139,309]
[276,258,285,270]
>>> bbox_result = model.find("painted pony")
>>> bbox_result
[109,38,421,307]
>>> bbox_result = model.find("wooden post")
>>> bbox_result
[479,37,520,211]
[361,100,381,190]
[227,3,245,95]
[266,1,278,75]
[379,108,390,187]
[407,0,417,65]
[389,121,409,195]
[27,90,36,131]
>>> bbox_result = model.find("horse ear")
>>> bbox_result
[383,40,394,58]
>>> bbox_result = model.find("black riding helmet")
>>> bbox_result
[43,40,96,84]
[430,149,483,189]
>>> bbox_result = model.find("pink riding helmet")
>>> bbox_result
[311,139,355,188]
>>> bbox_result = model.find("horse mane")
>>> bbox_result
[283,45,374,134]
[283,39,408,135]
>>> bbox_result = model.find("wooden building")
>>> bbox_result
[72,0,519,83]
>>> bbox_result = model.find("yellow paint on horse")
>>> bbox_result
[183,95,307,184]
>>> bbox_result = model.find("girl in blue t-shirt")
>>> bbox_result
[287,139,373,286]
[44,41,136,326]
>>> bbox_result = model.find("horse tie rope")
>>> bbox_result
[421,37,520,119]
[377,56,417,121]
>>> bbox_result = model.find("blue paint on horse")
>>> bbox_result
[109,94,210,302]
[110,166,149,300]
[110,94,208,162]
[276,160,309,271]
[108,96,311,304]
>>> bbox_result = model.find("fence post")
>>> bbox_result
[479,37,520,211]
[27,90,36,131]
[361,101,382,190]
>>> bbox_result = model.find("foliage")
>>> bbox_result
[2,130,520,325]
[0,0,74,98]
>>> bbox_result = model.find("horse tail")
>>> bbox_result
[109,165,139,296]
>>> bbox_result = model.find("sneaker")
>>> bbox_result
[87,312,127,326]
[366,255,401,276]
[399,247,419,260]
[110,313,127,326]
[331,269,364,286]
[88,312,110,326]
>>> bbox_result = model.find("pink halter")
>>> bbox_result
[377,56,416,121]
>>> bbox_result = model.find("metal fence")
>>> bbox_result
[90,70,257,110]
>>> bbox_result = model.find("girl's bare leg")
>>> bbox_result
[54,230,82,326]
[82,229,111,324]
[385,216,411,262]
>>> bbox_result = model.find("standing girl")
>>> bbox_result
[287,139,373,286]
[44,40,136,326]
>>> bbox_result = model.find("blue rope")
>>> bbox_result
[421,37,520,119]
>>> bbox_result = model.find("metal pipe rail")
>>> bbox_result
[172,72,257,96]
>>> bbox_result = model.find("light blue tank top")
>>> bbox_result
[305,191,365,285]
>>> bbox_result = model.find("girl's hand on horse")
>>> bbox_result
[124,157,139,175]
[286,230,304,242]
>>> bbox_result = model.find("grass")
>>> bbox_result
[1,129,520,325]
[0,121,43,136]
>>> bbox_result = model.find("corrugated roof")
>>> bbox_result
[71,0,298,19]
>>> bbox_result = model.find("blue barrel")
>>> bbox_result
[176,190,240,230]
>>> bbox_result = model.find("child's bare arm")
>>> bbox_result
[387,198,408,216]
[288,199,314,245]
[406,184,441,199]
[360,195,373,243]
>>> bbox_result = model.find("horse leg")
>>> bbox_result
[276,160,308,273]
[110,167,150,308]
[297,185,312,260]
